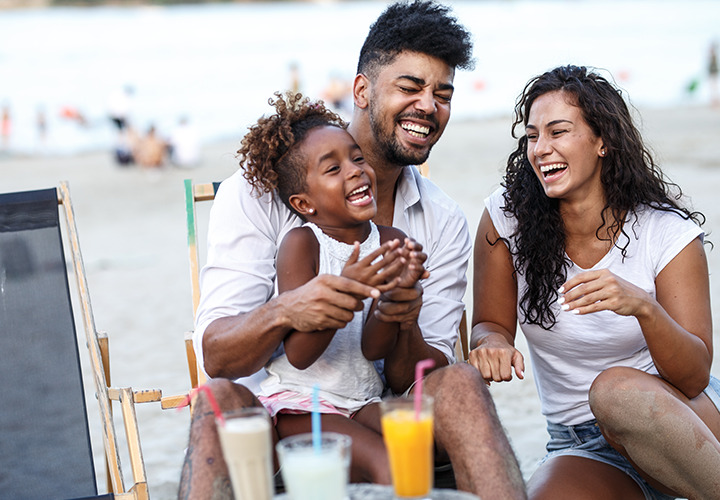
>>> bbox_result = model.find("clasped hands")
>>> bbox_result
[342,238,429,328]
[283,238,428,334]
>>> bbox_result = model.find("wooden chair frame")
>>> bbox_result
[58,182,161,499]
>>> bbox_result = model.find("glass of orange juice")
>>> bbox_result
[380,395,434,498]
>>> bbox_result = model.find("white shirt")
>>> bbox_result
[486,187,704,425]
[194,166,471,392]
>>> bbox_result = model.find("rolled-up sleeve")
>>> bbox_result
[193,171,299,374]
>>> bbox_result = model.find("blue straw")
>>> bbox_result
[312,384,321,454]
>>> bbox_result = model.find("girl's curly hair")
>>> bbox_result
[501,65,705,330]
[237,91,347,215]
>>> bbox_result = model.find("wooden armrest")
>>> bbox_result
[108,388,162,403]
[160,393,192,410]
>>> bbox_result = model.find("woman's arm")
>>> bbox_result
[468,209,525,382]
[560,237,712,397]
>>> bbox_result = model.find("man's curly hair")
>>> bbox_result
[499,65,705,330]
[357,0,474,79]
[237,92,346,215]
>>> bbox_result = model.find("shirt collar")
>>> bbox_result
[395,165,422,211]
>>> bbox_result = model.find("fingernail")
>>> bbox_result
[561,304,569,311]
[558,286,565,294]
[557,296,565,305]
[571,309,580,315]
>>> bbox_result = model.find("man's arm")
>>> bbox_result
[193,173,379,380]
[203,274,377,378]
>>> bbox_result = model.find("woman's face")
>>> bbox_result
[525,90,605,203]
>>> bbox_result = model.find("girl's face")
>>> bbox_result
[290,125,377,234]
[525,90,605,204]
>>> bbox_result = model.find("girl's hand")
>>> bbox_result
[558,269,653,318]
[341,239,404,292]
[468,332,525,384]
[395,238,430,288]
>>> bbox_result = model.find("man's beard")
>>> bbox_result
[368,101,434,167]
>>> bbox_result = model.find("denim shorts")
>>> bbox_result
[540,375,720,500]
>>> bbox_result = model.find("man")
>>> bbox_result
[180,2,526,498]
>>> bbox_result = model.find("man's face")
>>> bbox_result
[367,51,455,166]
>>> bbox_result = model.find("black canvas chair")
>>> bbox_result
[0,183,160,500]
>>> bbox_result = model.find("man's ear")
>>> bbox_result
[353,74,370,109]
[289,194,315,217]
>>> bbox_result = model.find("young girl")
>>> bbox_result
[238,91,428,483]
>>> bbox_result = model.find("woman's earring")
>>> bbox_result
[308,208,315,214]
[600,148,606,157]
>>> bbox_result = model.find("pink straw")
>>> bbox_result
[414,358,435,420]
[178,385,226,427]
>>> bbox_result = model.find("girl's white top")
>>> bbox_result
[258,221,384,413]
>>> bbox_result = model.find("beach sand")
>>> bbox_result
[2,104,719,498]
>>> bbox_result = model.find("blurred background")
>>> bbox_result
[1,0,718,157]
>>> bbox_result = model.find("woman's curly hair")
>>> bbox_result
[237,91,346,215]
[501,65,705,330]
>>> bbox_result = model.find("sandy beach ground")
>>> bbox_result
[2,104,719,498]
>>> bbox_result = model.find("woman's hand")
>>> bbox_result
[559,269,653,318]
[468,331,525,383]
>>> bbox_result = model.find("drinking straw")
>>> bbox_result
[414,358,436,420]
[312,384,321,454]
[178,384,226,427]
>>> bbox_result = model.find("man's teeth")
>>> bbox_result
[401,123,430,137]
[540,163,567,174]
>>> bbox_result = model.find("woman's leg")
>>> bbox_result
[527,455,646,500]
[275,407,391,484]
[590,366,720,498]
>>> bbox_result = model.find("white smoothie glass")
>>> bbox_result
[217,407,274,500]
[276,432,352,500]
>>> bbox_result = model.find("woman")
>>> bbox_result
[470,65,720,499]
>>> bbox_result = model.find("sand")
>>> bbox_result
[2,104,719,499]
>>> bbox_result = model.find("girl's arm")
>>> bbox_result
[277,227,339,369]
[560,237,712,397]
[468,209,525,383]
[361,227,429,360]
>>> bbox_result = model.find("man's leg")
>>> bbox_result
[424,363,527,499]
[178,378,276,500]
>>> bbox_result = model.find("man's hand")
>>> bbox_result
[282,273,381,332]
[373,282,423,329]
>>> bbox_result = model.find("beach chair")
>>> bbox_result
[0,183,160,500]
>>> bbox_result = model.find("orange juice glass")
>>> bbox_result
[380,395,434,498]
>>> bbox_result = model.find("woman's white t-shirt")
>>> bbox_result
[486,187,704,425]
